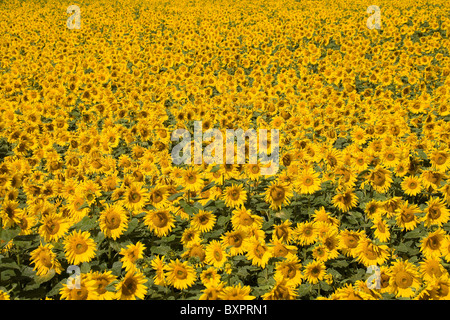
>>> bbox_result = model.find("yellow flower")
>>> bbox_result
[115,270,148,300]
[165,259,197,290]
[64,230,97,265]
[119,241,146,273]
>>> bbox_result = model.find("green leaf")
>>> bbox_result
[0,228,20,247]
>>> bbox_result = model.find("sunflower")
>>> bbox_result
[246,163,262,180]
[331,189,358,213]
[388,259,421,298]
[420,228,447,259]
[367,166,393,193]
[200,267,222,287]
[262,275,298,300]
[30,243,63,276]
[191,210,216,233]
[355,237,390,267]
[273,220,294,244]
[222,184,247,208]
[144,208,175,237]
[165,259,197,290]
[303,260,326,284]
[60,273,99,300]
[292,221,317,246]
[151,255,167,286]
[371,214,390,242]
[115,270,148,300]
[429,149,450,172]
[401,175,423,196]
[205,240,228,269]
[245,237,272,269]
[274,257,303,287]
[0,290,10,300]
[296,168,321,195]
[421,170,445,190]
[320,230,340,260]
[264,180,293,210]
[64,230,97,265]
[231,207,263,231]
[119,241,146,273]
[422,197,450,227]
[122,182,148,213]
[148,186,170,209]
[182,241,206,266]
[199,281,225,300]
[270,237,297,260]
[39,212,70,242]
[218,283,255,300]
[180,227,202,247]
[89,270,117,300]
[426,274,450,300]
[0,199,21,228]
[330,284,377,300]
[395,200,421,231]
[419,257,446,282]
[99,204,128,240]
[181,167,204,192]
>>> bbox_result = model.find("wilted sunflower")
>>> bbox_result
[144,208,175,237]
[165,259,197,290]
[115,270,148,300]
[99,204,128,240]
[264,180,293,210]
[64,230,97,265]
[218,283,255,300]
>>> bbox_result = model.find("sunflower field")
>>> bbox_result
[1,0,450,301]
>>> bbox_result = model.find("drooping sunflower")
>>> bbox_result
[388,259,421,298]
[99,204,128,240]
[264,180,293,210]
[30,243,63,276]
[115,270,148,300]
[272,220,294,244]
[303,260,326,284]
[218,283,255,300]
[222,184,247,208]
[144,208,175,237]
[64,230,97,265]
[119,241,146,273]
[191,210,216,233]
[165,259,197,290]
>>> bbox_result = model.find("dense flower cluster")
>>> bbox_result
[0,0,450,300]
